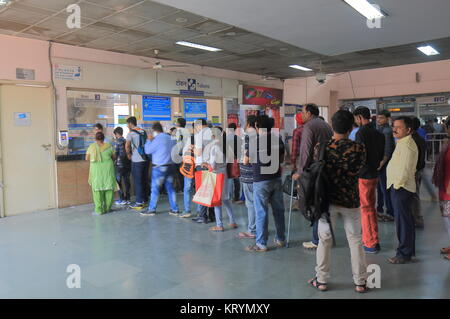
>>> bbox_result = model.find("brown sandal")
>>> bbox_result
[209,226,224,232]
[228,223,238,229]
[355,284,369,293]
[238,232,256,239]
[440,247,450,254]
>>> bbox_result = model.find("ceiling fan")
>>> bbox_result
[140,49,190,70]
[259,68,279,81]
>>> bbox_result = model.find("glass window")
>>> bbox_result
[66,90,129,155]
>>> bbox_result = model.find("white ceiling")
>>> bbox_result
[153,0,450,56]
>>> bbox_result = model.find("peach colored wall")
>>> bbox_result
[0,34,282,89]
[0,36,51,82]
[284,58,450,112]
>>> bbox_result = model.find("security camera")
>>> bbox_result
[316,73,326,84]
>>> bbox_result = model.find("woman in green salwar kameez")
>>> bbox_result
[86,132,118,215]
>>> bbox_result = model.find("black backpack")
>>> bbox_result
[297,142,330,226]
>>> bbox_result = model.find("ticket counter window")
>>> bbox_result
[67,91,129,155]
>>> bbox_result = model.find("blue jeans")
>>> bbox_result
[312,221,319,245]
[242,183,256,234]
[183,176,193,213]
[131,161,148,204]
[148,165,179,212]
[214,199,235,228]
[253,178,286,248]
[195,166,208,220]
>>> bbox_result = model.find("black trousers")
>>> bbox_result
[390,187,416,259]
[116,166,131,201]
[232,178,241,201]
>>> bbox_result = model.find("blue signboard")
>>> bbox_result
[184,98,207,122]
[142,96,171,121]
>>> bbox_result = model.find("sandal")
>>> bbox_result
[238,232,256,239]
[308,277,327,291]
[444,254,450,260]
[388,256,411,264]
[440,247,450,254]
[355,284,369,293]
[228,223,238,229]
[209,226,224,232]
[245,245,268,252]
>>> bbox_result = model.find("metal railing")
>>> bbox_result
[425,133,448,164]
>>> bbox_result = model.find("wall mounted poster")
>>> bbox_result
[142,96,171,121]
[242,85,283,107]
[184,98,207,122]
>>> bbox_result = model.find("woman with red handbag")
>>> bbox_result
[202,127,238,232]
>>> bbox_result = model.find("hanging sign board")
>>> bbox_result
[242,85,283,107]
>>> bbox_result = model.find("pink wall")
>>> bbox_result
[0,36,51,82]
[284,58,450,116]
[0,34,282,88]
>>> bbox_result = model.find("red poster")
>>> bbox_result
[242,85,283,107]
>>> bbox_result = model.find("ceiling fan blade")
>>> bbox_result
[140,58,152,64]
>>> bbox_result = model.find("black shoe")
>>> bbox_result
[192,217,207,224]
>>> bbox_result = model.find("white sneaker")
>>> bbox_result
[303,241,318,249]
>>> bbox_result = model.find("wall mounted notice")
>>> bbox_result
[14,112,31,126]
[16,68,35,80]
[184,98,207,122]
[54,64,82,81]
[142,96,171,121]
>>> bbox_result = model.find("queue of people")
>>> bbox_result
[85,107,450,293]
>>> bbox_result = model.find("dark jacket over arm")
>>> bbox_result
[297,117,333,174]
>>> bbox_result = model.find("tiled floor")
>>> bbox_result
[0,194,448,299]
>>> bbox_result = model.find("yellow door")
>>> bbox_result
[0,85,56,216]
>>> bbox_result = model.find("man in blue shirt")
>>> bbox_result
[141,122,180,216]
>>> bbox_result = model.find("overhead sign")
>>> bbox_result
[416,96,447,105]
[54,64,82,81]
[184,99,207,122]
[158,71,222,97]
[142,95,172,121]
[243,85,283,107]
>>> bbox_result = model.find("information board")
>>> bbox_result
[184,98,207,122]
[142,96,172,121]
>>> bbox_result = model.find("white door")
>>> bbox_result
[0,85,56,216]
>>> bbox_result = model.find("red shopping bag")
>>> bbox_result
[193,170,225,207]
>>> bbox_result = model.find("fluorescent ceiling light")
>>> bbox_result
[417,45,440,56]
[175,41,222,52]
[289,65,313,71]
[344,0,385,20]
